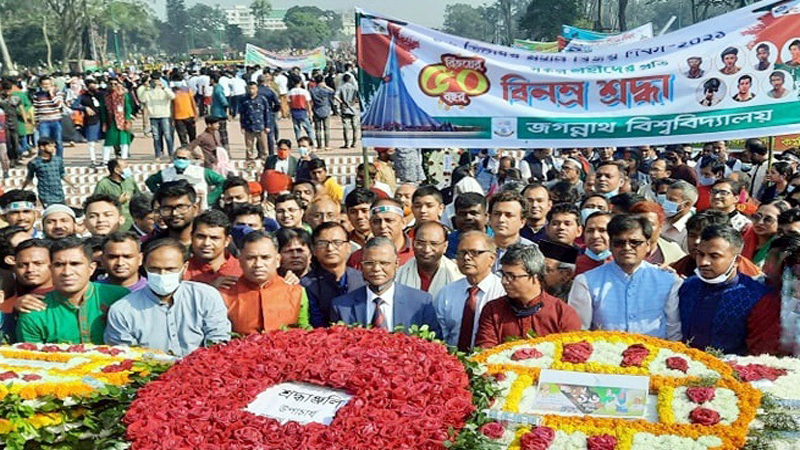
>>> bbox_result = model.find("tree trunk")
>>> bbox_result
[43,16,53,69]
[0,18,14,73]
[618,0,628,31]
[595,0,604,30]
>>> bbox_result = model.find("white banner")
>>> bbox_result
[563,23,654,53]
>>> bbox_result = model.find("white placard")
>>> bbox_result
[244,382,353,425]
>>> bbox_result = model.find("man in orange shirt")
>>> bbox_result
[183,210,242,288]
[171,81,198,147]
[221,231,309,334]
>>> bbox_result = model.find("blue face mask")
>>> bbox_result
[147,271,183,296]
[121,168,133,180]
[580,207,600,225]
[698,176,716,186]
[174,159,190,170]
[656,193,667,204]
[585,247,612,262]
[602,189,619,199]
[660,198,681,217]
[487,149,498,157]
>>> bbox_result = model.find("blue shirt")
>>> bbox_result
[209,84,228,119]
[679,274,770,355]
[568,261,682,339]
[103,281,231,357]
[239,94,270,132]
[27,156,65,206]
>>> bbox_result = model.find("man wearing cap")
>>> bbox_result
[539,240,579,301]
[348,198,415,269]
[550,158,584,197]
[0,190,42,240]
[42,204,77,240]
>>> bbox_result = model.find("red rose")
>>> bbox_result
[620,344,649,367]
[689,407,721,426]
[562,341,593,364]
[66,344,86,353]
[0,371,18,380]
[511,348,544,361]
[587,434,618,450]
[666,356,689,373]
[493,373,507,382]
[40,345,61,353]
[15,343,37,350]
[731,363,788,382]
[232,426,264,445]
[520,426,555,450]
[22,374,42,381]
[480,422,505,439]
[686,387,716,404]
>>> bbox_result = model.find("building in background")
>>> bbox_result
[223,6,287,37]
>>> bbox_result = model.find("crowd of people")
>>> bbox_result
[2,61,800,359]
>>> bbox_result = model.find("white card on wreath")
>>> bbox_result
[244,382,353,425]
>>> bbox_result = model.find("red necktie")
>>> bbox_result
[371,298,387,330]
[457,286,480,352]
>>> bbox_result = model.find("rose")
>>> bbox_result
[232,426,264,445]
[686,387,716,404]
[666,356,689,373]
[22,374,42,381]
[480,422,505,439]
[620,344,649,367]
[66,344,86,353]
[511,348,544,361]
[731,363,788,382]
[0,371,18,381]
[520,426,555,450]
[587,434,618,450]
[15,343,37,350]
[689,407,721,426]
[40,345,61,353]
[562,341,593,364]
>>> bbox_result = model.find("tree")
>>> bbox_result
[225,24,246,51]
[165,0,188,54]
[283,6,342,47]
[618,0,628,31]
[442,4,493,41]
[187,3,225,48]
[250,0,272,29]
[519,0,579,40]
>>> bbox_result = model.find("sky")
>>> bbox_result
[165,0,488,28]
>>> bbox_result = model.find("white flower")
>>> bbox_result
[671,387,739,425]
[485,342,556,368]
[631,433,722,450]
[648,349,720,379]
[729,355,800,400]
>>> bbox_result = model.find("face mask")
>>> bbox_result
[487,149,498,158]
[698,176,716,186]
[277,148,290,159]
[121,168,132,180]
[298,147,309,157]
[656,194,667,204]
[174,159,190,170]
[694,257,737,285]
[580,207,600,225]
[602,189,619,199]
[147,271,183,296]
[660,198,681,217]
[741,163,753,172]
[788,185,797,194]
[585,248,612,262]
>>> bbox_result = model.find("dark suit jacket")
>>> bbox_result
[301,265,365,328]
[264,155,298,177]
[330,283,442,337]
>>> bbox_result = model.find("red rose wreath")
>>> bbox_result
[124,327,475,449]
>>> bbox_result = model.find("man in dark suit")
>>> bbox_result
[264,139,299,177]
[331,236,442,336]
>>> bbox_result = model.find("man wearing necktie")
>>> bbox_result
[331,237,441,336]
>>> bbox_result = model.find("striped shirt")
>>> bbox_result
[33,90,64,123]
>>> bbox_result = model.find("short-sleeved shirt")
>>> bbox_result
[309,86,334,119]
[27,156,65,206]
[94,176,141,231]
[16,283,130,344]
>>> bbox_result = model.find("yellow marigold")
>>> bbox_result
[504,374,532,413]
[657,387,676,424]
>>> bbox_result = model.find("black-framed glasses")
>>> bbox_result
[611,239,647,249]
[499,271,531,282]
[456,249,491,259]
[158,204,192,216]
[314,239,347,249]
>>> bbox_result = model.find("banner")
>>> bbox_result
[244,44,327,72]
[512,39,560,53]
[563,23,654,53]
[356,1,800,148]
[561,25,616,41]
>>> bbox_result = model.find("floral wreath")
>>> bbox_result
[125,326,475,449]
[471,331,761,450]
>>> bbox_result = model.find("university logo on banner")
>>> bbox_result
[356,1,800,148]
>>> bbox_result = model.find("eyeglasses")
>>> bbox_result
[711,189,733,197]
[276,207,301,215]
[499,271,531,282]
[362,260,395,269]
[158,204,192,216]
[314,239,347,249]
[611,239,647,249]
[753,214,777,225]
[456,249,491,259]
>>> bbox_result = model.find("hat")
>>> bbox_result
[42,204,76,221]
[538,240,579,265]
[248,181,263,196]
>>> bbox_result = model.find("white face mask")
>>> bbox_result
[694,257,737,285]
[147,271,183,296]
[580,207,601,225]
[602,188,619,199]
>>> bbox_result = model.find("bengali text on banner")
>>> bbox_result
[245,43,327,72]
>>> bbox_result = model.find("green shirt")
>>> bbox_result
[16,283,131,344]
[94,176,141,231]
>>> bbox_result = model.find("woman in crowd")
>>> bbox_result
[742,201,791,267]
[759,161,794,203]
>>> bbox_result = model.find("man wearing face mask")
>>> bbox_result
[695,158,726,211]
[145,148,226,210]
[264,138,298,177]
[104,238,230,356]
[94,159,140,231]
[575,211,613,275]
[219,176,251,214]
[663,145,698,185]
[678,225,773,355]
[594,162,625,199]
[660,181,697,253]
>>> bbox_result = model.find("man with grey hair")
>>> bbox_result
[332,236,441,335]
[474,243,581,348]
[661,180,698,253]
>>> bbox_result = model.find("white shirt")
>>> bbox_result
[230,77,247,96]
[218,75,232,97]
[274,158,289,174]
[274,73,289,95]
[434,273,506,347]
[662,211,693,253]
[197,75,211,97]
[366,282,396,330]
